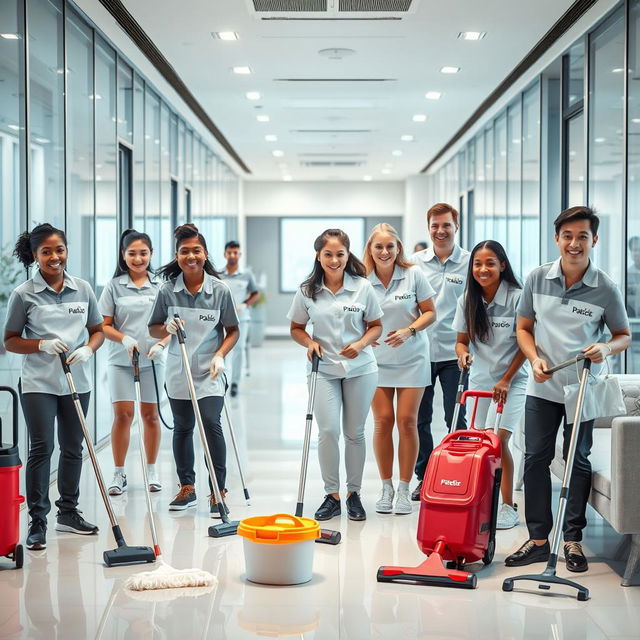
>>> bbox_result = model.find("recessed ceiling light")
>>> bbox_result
[265,134,278,142]
[283,175,292,182]
[381,168,392,174]
[458,31,486,41]
[612,67,624,73]
[0,33,20,40]
[7,124,20,131]
[632,118,640,123]
[595,137,606,143]
[425,91,442,100]
[413,114,427,122]
[34,137,50,144]
[257,115,270,122]
[272,150,284,157]
[440,66,460,74]
[363,175,372,181]
[213,31,238,41]
[401,135,414,142]
[246,91,261,100]
[392,150,402,157]
[233,66,251,75]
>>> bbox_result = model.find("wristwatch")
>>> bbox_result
[409,327,416,337]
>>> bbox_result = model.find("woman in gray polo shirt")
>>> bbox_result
[99,229,169,496]
[4,223,104,550]
[288,228,383,522]
[148,224,239,515]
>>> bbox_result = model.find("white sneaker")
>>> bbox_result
[496,503,519,530]
[108,470,127,496]
[394,489,412,515]
[147,467,162,492]
[375,484,395,514]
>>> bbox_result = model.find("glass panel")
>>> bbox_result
[494,113,508,247]
[627,0,640,372]
[483,126,494,240]
[280,218,365,293]
[28,0,64,228]
[116,58,132,143]
[507,100,522,277]
[159,101,171,264]
[566,113,585,206]
[144,87,160,262]
[521,84,541,277]
[588,12,624,287]
[473,132,485,245]
[132,73,144,229]
[170,112,178,176]
[565,40,585,110]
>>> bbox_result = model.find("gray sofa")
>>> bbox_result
[513,375,640,586]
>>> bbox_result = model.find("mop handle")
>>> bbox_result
[296,352,320,517]
[543,353,586,374]
[548,357,592,562]
[449,365,469,432]
[173,314,228,516]
[460,390,504,432]
[222,402,249,500]
[58,354,121,537]
[132,349,161,556]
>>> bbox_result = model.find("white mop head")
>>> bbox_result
[125,559,216,592]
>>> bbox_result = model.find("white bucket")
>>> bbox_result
[238,514,320,586]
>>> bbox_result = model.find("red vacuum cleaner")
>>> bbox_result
[377,387,503,589]
[0,387,24,569]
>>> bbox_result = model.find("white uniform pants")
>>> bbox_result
[312,372,377,494]
[230,320,250,386]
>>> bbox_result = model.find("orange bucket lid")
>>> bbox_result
[238,514,320,545]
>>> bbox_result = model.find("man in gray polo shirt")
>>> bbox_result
[410,202,470,500]
[505,206,630,573]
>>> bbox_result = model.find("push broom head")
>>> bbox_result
[208,521,240,538]
[125,558,216,592]
[103,544,156,567]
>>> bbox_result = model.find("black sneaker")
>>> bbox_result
[314,495,341,521]
[230,383,238,397]
[504,540,550,567]
[564,542,589,573]
[411,480,423,502]
[26,518,47,550]
[346,493,366,521]
[209,492,230,519]
[169,485,197,511]
[55,511,99,535]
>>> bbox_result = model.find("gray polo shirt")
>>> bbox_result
[148,272,239,400]
[219,268,259,323]
[287,272,383,379]
[4,270,103,395]
[518,258,629,403]
[411,244,470,362]
[453,280,529,390]
[98,273,164,368]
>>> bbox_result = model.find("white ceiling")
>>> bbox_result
[123,0,576,181]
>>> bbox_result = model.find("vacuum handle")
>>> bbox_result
[173,313,186,344]
[0,386,19,448]
[132,347,140,381]
[449,365,469,432]
[311,351,320,373]
[58,352,71,375]
[544,353,586,374]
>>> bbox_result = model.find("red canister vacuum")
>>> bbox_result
[0,386,24,569]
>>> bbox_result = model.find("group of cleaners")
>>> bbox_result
[4,202,630,578]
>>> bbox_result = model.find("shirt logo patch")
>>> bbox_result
[394,293,414,301]
[199,314,217,321]
[491,320,511,328]
[446,275,464,285]
[343,305,363,313]
[68,306,86,314]
[572,306,593,317]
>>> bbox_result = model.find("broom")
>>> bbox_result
[124,348,215,591]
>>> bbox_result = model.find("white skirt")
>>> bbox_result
[107,364,165,404]
[376,360,431,389]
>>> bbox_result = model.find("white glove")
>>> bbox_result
[121,335,139,356]
[147,342,166,361]
[209,354,225,379]
[39,338,69,354]
[236,303,247,313]
[66,346,93,365]
[165,318,183,335]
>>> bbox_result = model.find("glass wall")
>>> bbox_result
[0,0,240,466]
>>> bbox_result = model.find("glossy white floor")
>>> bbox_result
[1,339,638,639]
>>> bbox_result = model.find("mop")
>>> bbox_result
[125,349,215,591]
[58,354,155,567]
[222,400,251,505]
[173,314,240,537]
[502,354,591,601]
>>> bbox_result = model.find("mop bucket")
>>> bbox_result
[238,514,320,585]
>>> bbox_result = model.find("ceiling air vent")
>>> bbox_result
[339,0,412,10]
[252,0,327,10]
[300,160,366,167]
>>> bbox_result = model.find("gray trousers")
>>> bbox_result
[312,372,377,494]
[230,320,249,386]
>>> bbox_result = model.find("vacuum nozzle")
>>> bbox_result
[208,521,240,538]
[316,529,341,545]
[103,545,156,567]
